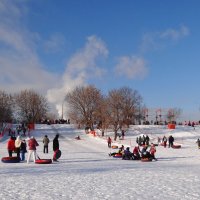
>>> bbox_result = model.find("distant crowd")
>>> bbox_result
[40,119,70,125]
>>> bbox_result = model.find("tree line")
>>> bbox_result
[65,86,143,140]
[0,89,48,127]
[0,86,181,140]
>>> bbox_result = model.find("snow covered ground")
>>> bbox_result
[0,124,200,200]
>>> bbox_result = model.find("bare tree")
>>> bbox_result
[14,89,49,123]
[65,85,103,129]
[106,87,143,140]
[94,97,110,136]
[167,108,182,123]
[0,90,13,126]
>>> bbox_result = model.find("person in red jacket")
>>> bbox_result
[7,136,15,157]
[132,145,141,160]
[107,137,112,148]
[149,143,157,161]
[27,136,39,164]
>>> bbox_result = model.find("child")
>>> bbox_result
[132,145,141,160]
[149,143,157,161]
[196,138,200,149]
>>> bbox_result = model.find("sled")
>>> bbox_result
[141,158,152,162]
[53,149,61,160]
[113,153,122,158]
[35,159,52,164]
[172,144,181,149]
[111,145,118,149]
[1,156,20,163]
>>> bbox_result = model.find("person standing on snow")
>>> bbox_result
[121,130,125,140]
[196,138,200,149]
[20,139,27,161]
[168,135,174,148]
[7,136,15,157]
[27,136,39,164]
[15,136,22,159]
[162,136,167,148]
[43,135,50,153]
[53,134,60,161]
[107,137,112,148]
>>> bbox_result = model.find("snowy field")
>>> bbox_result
[0,124,200,200]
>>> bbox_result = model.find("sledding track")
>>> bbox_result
[0,124,200,200]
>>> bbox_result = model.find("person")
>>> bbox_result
[119,145,124,152]
[149,143,157,161]
[109,145,124,157]
[162,136,167,148]
[20,139,27,161]
[122,147,133,160]
[53,134,60,162]
[141,146,151,159]
[121,130,125,140]
[196,138,200,149]
[27,136,39,164]
[107,137,112,148]
[132,145,141,160]
[145,135,150,146]
[75,135,81,140]
[157,137,161,145]
[15,136,22,158]
[168,135,174,148]
[43,135,50,153]
[7,136,15,157]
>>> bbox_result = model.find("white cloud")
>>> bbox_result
[140,25,190,52]
[114,56,148,79]
[0,1,109,118]
[66,35,108,76]
[47,35,109,117]
[44,33,66,53]
[0,0,58,94]
[160,25,190,40]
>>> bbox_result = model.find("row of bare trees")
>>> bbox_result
[0,89,48,126]
[65,86,143,140]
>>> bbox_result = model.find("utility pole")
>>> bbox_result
[61,102,63,119]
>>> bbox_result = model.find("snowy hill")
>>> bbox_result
[0,124,200,200]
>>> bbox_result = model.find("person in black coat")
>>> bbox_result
[53,134,59,151]
[20,139,27,161]
[168,135,174,148]
[53,134,59,161]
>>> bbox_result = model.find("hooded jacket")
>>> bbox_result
[7,138,15,151]
[28,137,39,150]
[15,136,22,148]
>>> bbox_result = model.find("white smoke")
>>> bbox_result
[46,35,108,118]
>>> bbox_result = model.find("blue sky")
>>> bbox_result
[0,0,200,120]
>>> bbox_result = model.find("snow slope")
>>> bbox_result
[0,124,200,200]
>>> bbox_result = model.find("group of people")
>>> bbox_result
[109,143,157,161]
[158,135,174,148]
[7,133,60,163]
[8,123,28,137]
[136,135,150,146]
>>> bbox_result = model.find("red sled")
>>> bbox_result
[53,149,61,160]
[35,159,52,164]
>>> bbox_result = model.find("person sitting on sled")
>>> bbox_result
[141,146,151,159]
[132,145,141,160]
[122,147,133,160]
[149,143,157,161]
[109,145,124,156]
